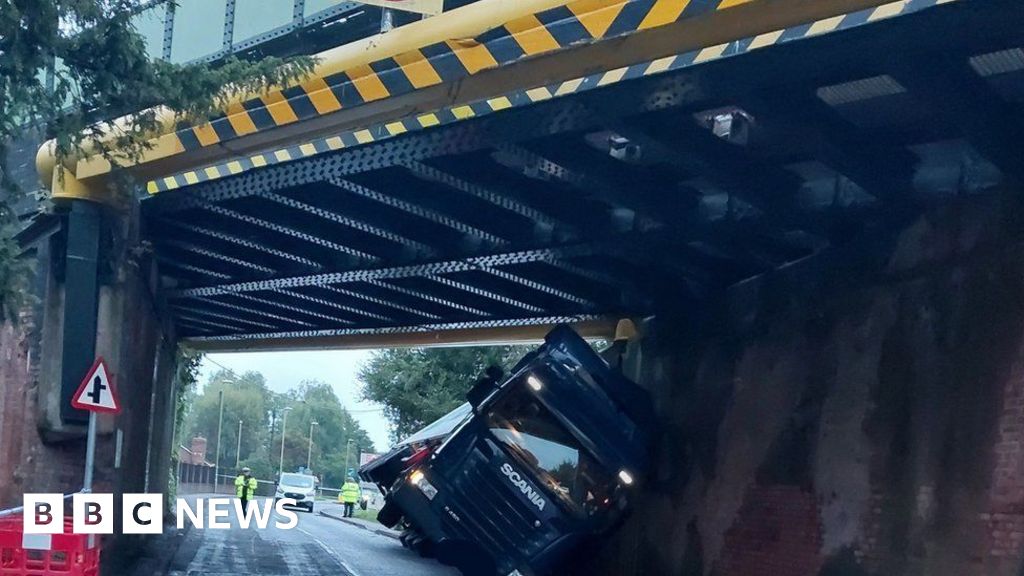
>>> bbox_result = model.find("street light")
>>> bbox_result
[214,378,236,494]
[343,439,354,480]
[280,403,292,471]
[306,421,319,470]
[235,420,243,468]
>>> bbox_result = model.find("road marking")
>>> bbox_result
[298,526,361,576]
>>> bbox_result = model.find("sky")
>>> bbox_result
[196,349,392,452]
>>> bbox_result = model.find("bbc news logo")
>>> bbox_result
[24,494,300,534]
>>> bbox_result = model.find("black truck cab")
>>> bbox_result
[362,325,654,576]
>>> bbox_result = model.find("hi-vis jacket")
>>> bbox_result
[235,474,258,499]
[340,481,361,503]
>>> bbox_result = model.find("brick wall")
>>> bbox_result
[582,198,1024,576]
[716,485,824,576]
[0,315,86,509]
[981,352,1024,574]
[0,319,30,508]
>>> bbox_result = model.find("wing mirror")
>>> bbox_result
[467,366,504,411]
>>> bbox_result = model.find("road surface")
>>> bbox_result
[170,496,458,576]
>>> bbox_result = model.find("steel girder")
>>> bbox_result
[142,0,1024,344]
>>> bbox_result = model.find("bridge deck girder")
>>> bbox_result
[139,0,1024,346]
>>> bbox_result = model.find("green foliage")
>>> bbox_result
[183,370,375,488]
[1,0,314,180]
[359,346,531,443]
[0,0,315,322]
[173,346,203,443]
[169,345,202,505]
[187,370,272,469]
[238,455,274,481]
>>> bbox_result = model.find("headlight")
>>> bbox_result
[307,490,316,497]
[409,470,438,500]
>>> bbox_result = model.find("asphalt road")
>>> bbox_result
[170,496,458,576]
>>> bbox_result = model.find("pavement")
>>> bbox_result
[163,495,458,576]
[317,504,399,540]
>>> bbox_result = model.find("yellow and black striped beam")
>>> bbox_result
[149,0,954,194]
[169,0,956,154]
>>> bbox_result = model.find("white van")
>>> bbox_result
[274,472,317,513]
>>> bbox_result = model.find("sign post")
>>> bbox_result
[71,358,121,492]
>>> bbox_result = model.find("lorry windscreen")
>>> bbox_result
[486,379,616,517]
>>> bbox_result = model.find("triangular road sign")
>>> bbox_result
[71,358,121,414]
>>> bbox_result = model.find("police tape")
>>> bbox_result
[22,494,301,535]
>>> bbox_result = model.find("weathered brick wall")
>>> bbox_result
[0,206,178,522]
[717,485,823,576]
[0,319,31,508]
[574,196,1024,576]
[0,314,86,508]
[980,356,1024,573]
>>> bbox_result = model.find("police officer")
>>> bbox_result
[340,476,361,518]
[235,467,258,515]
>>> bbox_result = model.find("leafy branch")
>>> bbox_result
[0,0,316,320]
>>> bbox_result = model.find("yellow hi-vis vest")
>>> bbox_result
[340,481,361,503]
[235,475,257,499]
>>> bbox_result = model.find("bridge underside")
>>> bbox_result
[141,0,1024,348]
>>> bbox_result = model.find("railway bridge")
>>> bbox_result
[8,0,1024,573]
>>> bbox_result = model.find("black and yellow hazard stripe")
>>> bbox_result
[148,0,952,194]
[169,0,765,154]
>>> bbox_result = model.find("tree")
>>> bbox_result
[280,381,375,487]
[182,372,375,487]
[186,370,271,469]
[359,346,531,443]
[0,0,313,319]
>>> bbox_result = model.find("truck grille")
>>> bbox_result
[442,453,555,564]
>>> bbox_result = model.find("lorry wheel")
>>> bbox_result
[413,538,434,558]
[376,501,402,528]
[402,531,433,558]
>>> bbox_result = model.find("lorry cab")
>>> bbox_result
[364,325,654,576]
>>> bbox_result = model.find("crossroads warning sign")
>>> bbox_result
[71,358,121,414]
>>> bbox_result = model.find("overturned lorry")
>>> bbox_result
[360,325,654,576]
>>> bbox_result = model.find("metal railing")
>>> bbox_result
[0,492,77,519]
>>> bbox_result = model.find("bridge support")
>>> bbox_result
[59,200,101,425]
[0,196,179,559]
[580,193,1024,576]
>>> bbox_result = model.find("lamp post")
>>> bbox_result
[213,378,235,494]
[235,420,243,468]
[214,390,224,493]
[343,439,354,479]
[279,406,292,475]
[306,421,319,470]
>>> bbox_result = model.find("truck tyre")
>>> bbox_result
[413,537,434,558]
[376,501,402,528]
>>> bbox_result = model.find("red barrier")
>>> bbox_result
[0,516,99,576]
